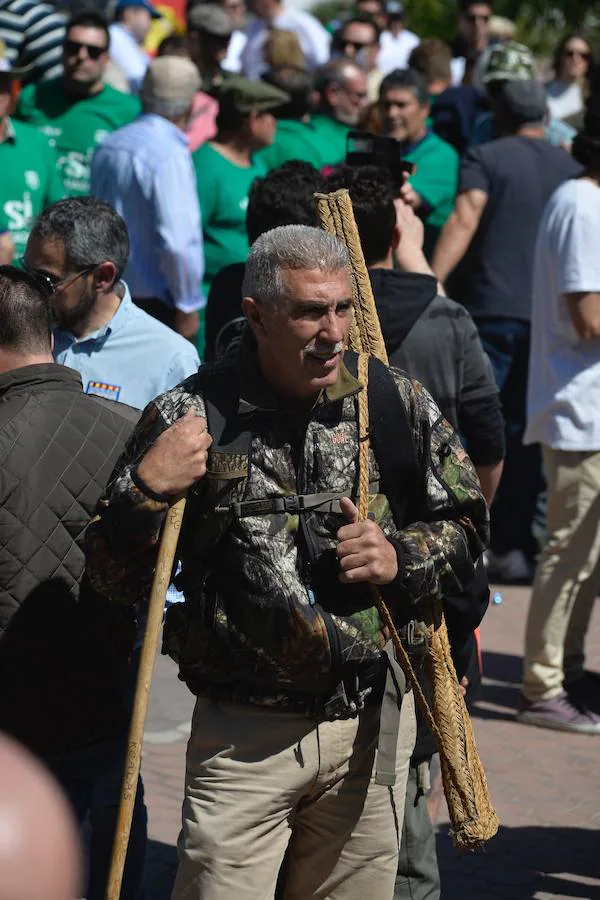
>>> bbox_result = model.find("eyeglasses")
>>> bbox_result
[466,13,490,23]
[19,258,96,296]
[340,85,368,102]
[64,39,107,60]
[564,48,591,60]
[342,39,375,52]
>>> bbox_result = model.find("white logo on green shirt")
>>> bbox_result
[25,170,40,191]
[4,193,33,231]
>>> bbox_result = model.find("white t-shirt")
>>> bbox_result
[451,56,466,85]
[546,80,584,122]
[241,7,330,79]
[525,178,600,450]
[222,29,247,73]
[378,28,419,75]
[108,23,149,94]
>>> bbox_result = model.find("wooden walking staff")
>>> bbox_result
[315,188,499,851]
[106,498,186,900]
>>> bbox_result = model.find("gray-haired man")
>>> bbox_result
[91,55,205,341]
[86,225,487,899]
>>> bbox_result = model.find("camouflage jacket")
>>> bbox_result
[85,341,488,709]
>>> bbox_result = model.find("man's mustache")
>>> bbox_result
[305,341,344,357]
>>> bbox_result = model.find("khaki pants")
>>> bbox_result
[523,446,600,701]
[172,691,416,900]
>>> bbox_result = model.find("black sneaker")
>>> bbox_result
[565,671,600,714]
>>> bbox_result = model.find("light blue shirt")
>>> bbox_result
[108,23,149,94]
[91,113,205,312]
[53,282,200,410]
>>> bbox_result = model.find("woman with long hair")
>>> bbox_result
[547,33,594,123]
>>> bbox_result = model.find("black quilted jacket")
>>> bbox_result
[0,363,138,757]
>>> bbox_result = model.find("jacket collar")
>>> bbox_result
[236,330,363,415]
[0,363,83,400]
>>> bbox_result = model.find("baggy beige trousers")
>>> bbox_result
[523,446,600,701]
[171,691,416,900]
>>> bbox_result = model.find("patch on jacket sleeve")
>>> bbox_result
[86,380,122,401]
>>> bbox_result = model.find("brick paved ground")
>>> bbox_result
[142,588,600,899]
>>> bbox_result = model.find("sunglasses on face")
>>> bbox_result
[64,39,107,60]
[467,13,490,23]
[342,39,375,52]
[564,48,591,60]
[19,258,96,296]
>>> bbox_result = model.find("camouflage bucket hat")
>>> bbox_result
[481,40,536,84]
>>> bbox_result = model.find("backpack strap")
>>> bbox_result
[198,364,252,481]
[344,350,420,529]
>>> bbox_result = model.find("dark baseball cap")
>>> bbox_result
[115,0,161,19]
[498,79,547,124]
[216,75,290,115]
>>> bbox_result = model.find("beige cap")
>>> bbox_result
[140,56,201,106]
[188,4,233,36]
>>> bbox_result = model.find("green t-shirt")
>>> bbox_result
[0,120,64,258]
[258,118,332,172]
[16,78,140,197]
[309,114,351,168]
[404,131,459,257]
[193,143,266,293]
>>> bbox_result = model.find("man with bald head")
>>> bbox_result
[0,733,80,900]
[311,59,370,165]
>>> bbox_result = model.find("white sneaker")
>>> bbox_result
[486,549,533,584]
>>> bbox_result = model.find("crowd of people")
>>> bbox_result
[0,0,599,897]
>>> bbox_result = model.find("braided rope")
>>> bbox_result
[317,189,499,850]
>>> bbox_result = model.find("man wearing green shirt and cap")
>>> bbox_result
[16,9,139,197]
[0,51,64,259]
[379,68,459,258]
[193,75,288,301]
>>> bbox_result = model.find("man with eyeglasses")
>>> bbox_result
[335,15,382,102]
[311,59,369,166]
[0,49,64,260]
[450,0,493,86]
[22,196,199,411]
[15,9,139,197]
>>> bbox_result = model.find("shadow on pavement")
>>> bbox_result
[481,650,522,685]
[438,824,600,899]
[147,827,600,899]
[470,650,523,722]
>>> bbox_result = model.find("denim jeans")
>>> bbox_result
[49,737,147,900]
[476,317,544,558]
[47,648,148,900]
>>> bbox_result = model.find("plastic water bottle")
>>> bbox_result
[492,591,503,606]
